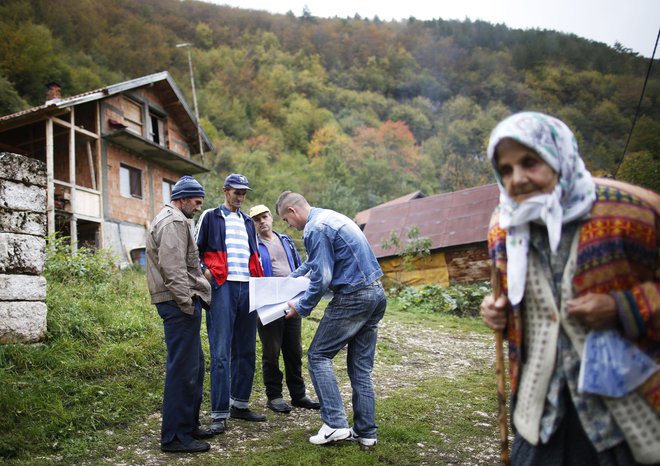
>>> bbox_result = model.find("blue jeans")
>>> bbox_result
[206,280,257,419]
[307,282,386,438]
[156,299,204,444]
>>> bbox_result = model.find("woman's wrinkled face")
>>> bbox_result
[495,138,559,204]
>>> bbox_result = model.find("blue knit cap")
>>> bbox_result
[170,175,205,200]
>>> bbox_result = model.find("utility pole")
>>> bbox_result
[176,43,205,163]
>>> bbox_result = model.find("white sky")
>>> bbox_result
[210,0,659,58]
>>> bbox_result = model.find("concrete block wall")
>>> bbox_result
[0,152,48,343]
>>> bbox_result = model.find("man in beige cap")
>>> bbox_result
[249,204,319,414]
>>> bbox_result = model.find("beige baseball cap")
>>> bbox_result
[249,204,270,218]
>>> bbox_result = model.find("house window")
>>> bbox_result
[120,164,142,198]
[149,113,167,147]
[162,179,175,204]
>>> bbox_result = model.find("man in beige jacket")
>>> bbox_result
[146,175,214,453]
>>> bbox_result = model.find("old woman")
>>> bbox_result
[480,112,659,465]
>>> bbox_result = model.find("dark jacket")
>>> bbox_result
[195,204,264,286]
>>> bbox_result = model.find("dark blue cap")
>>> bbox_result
[224,173,252,191]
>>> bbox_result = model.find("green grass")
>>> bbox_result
[0,266,164,462]
[1,246,501,465]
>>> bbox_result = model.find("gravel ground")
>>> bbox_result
[98,317,504,465]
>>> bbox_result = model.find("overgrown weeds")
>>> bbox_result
[44,234,117,285]
[388,282,490,318]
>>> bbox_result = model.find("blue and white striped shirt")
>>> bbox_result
[225,211,250,281]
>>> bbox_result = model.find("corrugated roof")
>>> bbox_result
[0,87,106,123]
[363,184,500,258]
[0,73,173,123]
[354,191,425,226]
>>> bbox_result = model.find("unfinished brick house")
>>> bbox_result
[360,184,500,287]
[0,71,212,265]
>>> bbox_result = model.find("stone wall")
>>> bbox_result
[0,152,48,343]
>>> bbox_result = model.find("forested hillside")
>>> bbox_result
[1,0,658,214]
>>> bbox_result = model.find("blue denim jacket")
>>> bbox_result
[291,207,383,317]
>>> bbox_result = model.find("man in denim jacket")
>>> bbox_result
[275,191,387,447]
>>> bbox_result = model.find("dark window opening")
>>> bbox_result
[120,164,142,198]
[149,113,167,147]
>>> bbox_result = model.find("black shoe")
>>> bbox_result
[161,439,210,453]
[192,427,215,439]
[230,407,267,422]
[292,395,320,410]
[209,419,226,434]
[266,398,292,413]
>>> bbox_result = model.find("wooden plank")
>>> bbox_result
[446,245,490,283]
[87,141,97,190]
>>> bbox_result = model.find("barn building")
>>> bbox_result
[359,184,500,287]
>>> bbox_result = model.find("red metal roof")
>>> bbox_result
[354,191,425,227]
[362,184,500,258]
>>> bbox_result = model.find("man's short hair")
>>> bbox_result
[275,191,307,216]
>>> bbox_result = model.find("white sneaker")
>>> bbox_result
[309,423,351,445]
[348,427,377,446]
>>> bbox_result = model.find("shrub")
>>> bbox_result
[388,282,490,318]
[44,234,117,284]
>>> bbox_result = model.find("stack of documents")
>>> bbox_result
[248,276,310,325]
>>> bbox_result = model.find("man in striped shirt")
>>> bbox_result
[195,174,266,434]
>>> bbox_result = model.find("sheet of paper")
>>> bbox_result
[255,291,305,325]
[249,276,310,325]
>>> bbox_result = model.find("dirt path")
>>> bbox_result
[107,317,502,465]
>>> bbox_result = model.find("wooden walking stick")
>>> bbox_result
[491,265,509,465]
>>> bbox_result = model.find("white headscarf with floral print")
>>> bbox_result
[486,112,596,305]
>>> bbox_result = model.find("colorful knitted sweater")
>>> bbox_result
[488,178,660,411]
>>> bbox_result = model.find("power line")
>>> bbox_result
[614,28,659,179]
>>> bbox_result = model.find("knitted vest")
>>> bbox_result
[516,232,660,463]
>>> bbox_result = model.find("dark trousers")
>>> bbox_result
[156,299,204,445]
[257,316,306,401]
